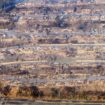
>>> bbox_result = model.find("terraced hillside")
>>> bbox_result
[1,0,105,101]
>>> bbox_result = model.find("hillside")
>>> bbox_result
[0,0,105,101]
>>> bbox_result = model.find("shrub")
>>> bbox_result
[30,86,39,97]
[51,88,59,97]
[2,85,11,96]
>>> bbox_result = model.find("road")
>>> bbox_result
[0,60,47,66]
[1,43,105,50]
[0,98,105,105]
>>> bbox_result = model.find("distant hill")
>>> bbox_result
[0,0,24,11]
[96,0,105,3]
